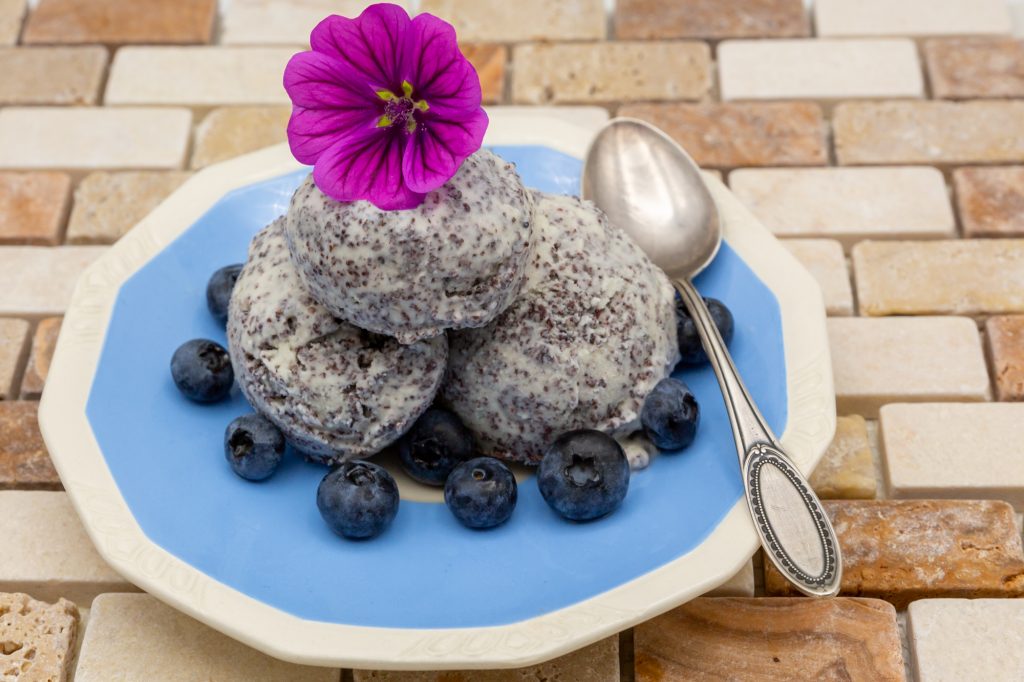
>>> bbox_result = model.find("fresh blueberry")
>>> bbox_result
[641,377,700,451]
[675,295,734,365]
[538,430,630,522]
[170,339,233,402]
[224,414,285,481]
[316,461,399,539]
[398,408,476,486]
[206,264,244,322]
[444,457,517,529]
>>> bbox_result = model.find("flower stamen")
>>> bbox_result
[375,81,428,133]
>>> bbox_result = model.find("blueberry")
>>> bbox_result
[206,264,244,322]
[170,339,233,402]
[675,296,734,365]
[444,457,517,529]
[224,414,285,481]
[538,430,630,522]
[317,461,399,539]
[398,408,476,486]
[641,378,700,451]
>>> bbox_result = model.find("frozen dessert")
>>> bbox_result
[227,217,447,464]
[285,150,536,345]
[442,192,680,465]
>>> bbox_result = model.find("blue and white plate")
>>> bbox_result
[40,107,835,670]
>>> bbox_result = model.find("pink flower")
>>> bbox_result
[283,3,488,210]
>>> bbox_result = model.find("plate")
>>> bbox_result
[40,107,836,670]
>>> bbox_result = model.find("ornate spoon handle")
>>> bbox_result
[674,278,842,597]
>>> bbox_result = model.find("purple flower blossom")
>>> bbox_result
[283,3,488,210]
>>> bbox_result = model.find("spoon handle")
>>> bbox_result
[673,278,842,598]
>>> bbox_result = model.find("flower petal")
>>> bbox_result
[313,126,424,210]
[403,108,489,193]
[287,106,377,165]
[283,51,377,110]
[404,13,482,118]
[310,6,411,92]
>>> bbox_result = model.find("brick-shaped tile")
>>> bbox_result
[0,402,61,490]
[954,166,1024,238]
[66,171,191,245]
[815,0,1012,38]
[0,593,79,681]
[0,0,25,45]
[780,239,854,316]
[0,172,71,245]
[20,317,60,399]
[191,107,290,169]
[0,246,106,316]
[810,415,877,499]
[925,38,1024,99]
[987,315,1024,401]
[421,0,604,42]
[462,44,506,104]
[615,0,808,39]
[220,0,410,45]
[0,319,29,400]
[0,47,107,105]
[909,600,1024,682]
[23,0,217,45]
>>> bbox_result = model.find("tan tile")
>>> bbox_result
[220,0,409,46]
[635,597,904,681]
[420,0,604,42]
[66,171,191,244]
[987,315,1024,401]
[0,402,59,490]
[0,172,71,245]
[354,637,617,680]
[615,0,808,39]
[925,38,1024,99]
[512,42,710,105]
[190,107,291,169]
[810,415,876,499]
[765,500,1024,607]
[23,0,216,45]
[0,592,78,681]
[954,166,1024,237]
[462,43,505,104]
[0,47,107,105]
[816,0,1013,38]
[834,100,1024,165]
[0,246,106,316]
[20,317,60,399]
[853,239,1024,316]
[0,0,26,45]
[0,318,29,400]
[828,317,990,417]
[619,102,827,169]
[780,239,853,316]
[909,600,1024,682]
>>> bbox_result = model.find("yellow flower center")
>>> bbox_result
[376,81,429,133]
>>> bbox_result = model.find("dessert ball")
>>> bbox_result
[227,218,447,464]
[442,192,680,465]
[285,150,536,344]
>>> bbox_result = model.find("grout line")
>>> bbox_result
[618,627,635,682]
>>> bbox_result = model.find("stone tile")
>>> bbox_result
[190,107,290,169]
[0,0,25,45]
[615,0,808,40]
[420,0,604,42]
[780,239,853,316]
[0,246,106,316]
[0,108,192,171]
[731,167,954,249]
[853,239,1024,316]
[66,171,191,244]
[220,0,409,45]
[816,0,1013,38]
[925,38,1024,99]
[908,599,1024,682]
[0,47,107,105]
[618,102,827,169]
[810,415,877,499]
[0,592,78,681]
[987,315,1024,401]
[106,47,297,108]
[954,166,1024,237]
[635,597,904,681]
[828,317,990,417]
[0,402,59,490]
[76,594,340,682]
[0,172,71,245]
[23,0,216,45]
[720,39,923,101]
[834,101,1024,165]
[512,42,710,105]
[20,317,60,399]
[705,560,755,597]
[765,500,1024,607]
[0,319,29,401]
[462,43,506,104]
[354,637,617,681]
[881,403,1024,506]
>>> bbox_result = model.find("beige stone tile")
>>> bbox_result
[0,318,29,400]
[0,492,136,603]
[0,402,60,490]
[619,102,827,169]
[0,47,107,105]
[615,0,808,40]
[75,594,340,681]
[815,0,1013,38]
[462,43,506,105]
[705,560,755,597]
[190,107,290,169]
[23,0,216,45]
[780,239,853,316]
[0,246,106,315]
[0,108,192,171]
[354,637,617,681]
[954,166,1024,237]
[834,101,1024,165]
[987,315,1024,401]
[720,39,923,101]
[0,171,71,245]
[512,42,710,105]
[908,599,1024,682]
[0,0,25,45]
[828,317,990,417]
[420,0,604,42]
[0,592,78,681]
[925,38,1024,99]
[810,415,877,499]
[220,0,410,45]
[66,171,191,244]
[853,239,1024,316]
[20,317,59,399]
[106,47,298,108]
[731,167,954,249]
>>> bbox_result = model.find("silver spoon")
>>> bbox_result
[582,117,842,598]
